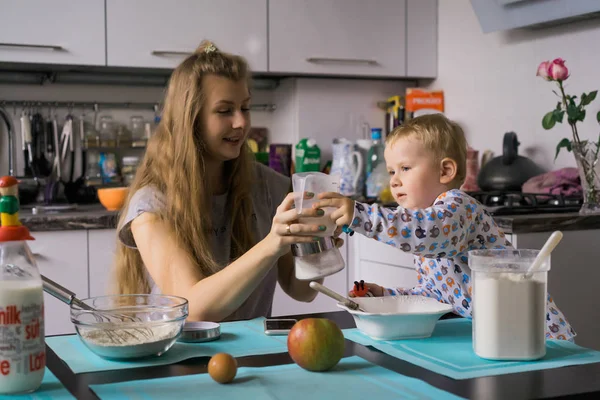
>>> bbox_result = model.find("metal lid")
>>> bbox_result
[291,236,335,257]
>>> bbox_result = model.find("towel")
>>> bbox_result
[522,167,582,196]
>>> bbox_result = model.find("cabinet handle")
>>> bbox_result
[306,57,378,66]
[151,50,192,57]
[0,42,63,51]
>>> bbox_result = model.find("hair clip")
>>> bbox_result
[204,43,217,54]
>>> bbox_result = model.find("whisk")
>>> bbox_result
[41,274,154,344]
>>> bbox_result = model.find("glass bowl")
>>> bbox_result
[70,294,188,360]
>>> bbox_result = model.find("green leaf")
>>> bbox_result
[579,109,586,122]
[597,110,600,124]
[542,111,556,130]
[566,103,580,122]
[554,138,573,161]
[583,90,598,106]
[555,101,562,110]
[581,93,587,107]
[552,109,565,123]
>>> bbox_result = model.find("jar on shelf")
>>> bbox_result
[82,114,100,149]
[130,116,147,148]
[121,156,140,186]
[85,152,103,186]
[116,124,132,148]
[98,116,116,148]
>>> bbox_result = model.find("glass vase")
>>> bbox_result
[573,141,600,215]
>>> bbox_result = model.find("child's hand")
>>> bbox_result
[313,192,355,227]
[349,281,384,297]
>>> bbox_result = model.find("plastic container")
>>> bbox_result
[290,172,345,280]
[469,249,549,361]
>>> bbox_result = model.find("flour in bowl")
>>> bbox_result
[80,323,181,347]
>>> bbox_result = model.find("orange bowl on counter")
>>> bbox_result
[97,187,128,211]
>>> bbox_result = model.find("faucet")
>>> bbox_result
[0,106,15,176]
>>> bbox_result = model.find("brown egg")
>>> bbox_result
[208,353,238,384]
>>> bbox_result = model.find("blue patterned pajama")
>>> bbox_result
[350,189,576,341]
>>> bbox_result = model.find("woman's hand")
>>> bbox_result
[312,192,355,227]
[265,192,326,258]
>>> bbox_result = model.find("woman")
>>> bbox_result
[113,41,332,322]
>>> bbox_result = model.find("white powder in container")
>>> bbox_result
[473,273,547,360]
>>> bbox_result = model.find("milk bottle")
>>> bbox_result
[0,175,45,394]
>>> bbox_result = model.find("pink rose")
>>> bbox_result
[536,61,551,80]
[548,58,569,81]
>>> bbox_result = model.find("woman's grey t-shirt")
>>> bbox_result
[118,163,291,321]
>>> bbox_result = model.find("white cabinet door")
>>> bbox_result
[406,0,437,78]
[271,242,348,316]
[106,0,268,71]
[0,0,105,65]
[269,0,407,77]
[353,260,417,291]
[356,235,415,269]
[88,229,118,297]
[28,231,88,336]
[352,235,417,290]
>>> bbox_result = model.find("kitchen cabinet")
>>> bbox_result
[406,0,438,78]
[0,0,105,66]
[269,0,437,78]
[88,229,118,297]
[28,231,88,336]
[511,230,600,350]
[106,0,268,72]
[350,235,417,290]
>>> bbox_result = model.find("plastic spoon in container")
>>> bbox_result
[309,281,365,312]
[524,230,563,278]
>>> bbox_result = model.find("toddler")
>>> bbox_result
[314,114,575,341]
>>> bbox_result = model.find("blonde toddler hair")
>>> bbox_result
[386,113,467,188]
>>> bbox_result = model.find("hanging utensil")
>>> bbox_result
[20,110,33,176]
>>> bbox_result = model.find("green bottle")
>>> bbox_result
[295,139,321,172]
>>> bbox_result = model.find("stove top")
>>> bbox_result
[466,191,583,216]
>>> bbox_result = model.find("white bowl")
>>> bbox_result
[337,296,454,340]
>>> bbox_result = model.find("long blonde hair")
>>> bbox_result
[114,41,256,294]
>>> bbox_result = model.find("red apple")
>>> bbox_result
[287,318,345,372]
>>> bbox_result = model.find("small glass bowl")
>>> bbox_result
[70,294,188,360]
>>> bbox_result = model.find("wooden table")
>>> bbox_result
[47,311,600,399]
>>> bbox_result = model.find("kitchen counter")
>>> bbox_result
[20,204,119,231]
[18,204,600,234]
[494,212,600,234]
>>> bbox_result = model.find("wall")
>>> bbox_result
[428,0,600,170]
[272,77,413,166]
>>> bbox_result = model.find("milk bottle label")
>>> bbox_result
[0,280,45,394]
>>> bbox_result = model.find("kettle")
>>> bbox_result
[477,132,545,192]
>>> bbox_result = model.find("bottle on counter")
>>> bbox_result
[121,156,140,186]
[0,176,45,395]
[366,128,385,199]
